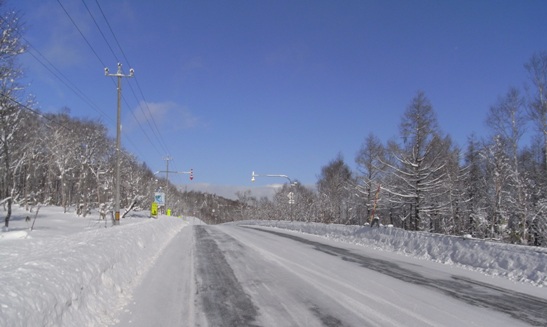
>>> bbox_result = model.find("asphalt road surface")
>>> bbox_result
[113,224,547,327]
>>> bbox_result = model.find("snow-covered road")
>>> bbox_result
[113,225,547,327]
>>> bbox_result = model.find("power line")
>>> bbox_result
[80,0,118,63]
[54,0,165,159]
[125,81,171,156]
[56,0,106,68]
[51,1,178,166]
[23,38,152,160]
[24,42,114,124]
[1,94,73,132]
[94,0,129,64]
[119,85,165,159]
[2,92,157,185]
[94,0,173,156]
[22,39,151,159]
[4,4,158,163]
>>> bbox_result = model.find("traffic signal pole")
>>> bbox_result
[155,156,193,214]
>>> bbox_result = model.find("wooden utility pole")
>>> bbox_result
[105,63,134,225]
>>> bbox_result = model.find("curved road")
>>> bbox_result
[113,224,547,327]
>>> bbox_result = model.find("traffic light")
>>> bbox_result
[189,169,193,181]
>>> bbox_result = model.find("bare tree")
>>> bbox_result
[43,112,81,212]
[482,136,513,240]
[486,88,529,243]
[355,133,386,223]
[462,134,488,237]
[316,154,353,224]
[525,51,547,173]
[0,5,26,228]
[432,135,463,234]
[486,87,527,168]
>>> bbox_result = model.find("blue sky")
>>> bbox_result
[9,0,547,199]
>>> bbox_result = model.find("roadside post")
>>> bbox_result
[151,202,158,218]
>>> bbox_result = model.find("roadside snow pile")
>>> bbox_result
[0,208,188,327]
[2,206,545,327]
[237,220,547,287]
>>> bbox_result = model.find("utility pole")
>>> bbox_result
[155,157,193,215]
[105,63,134,225]
[163,156,171,212]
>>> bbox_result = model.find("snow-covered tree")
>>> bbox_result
[482,136,513,240]
[525,51,547,174]
[43,111,82,212]
[355,133,386,223]
[486,88,530,243]
[0,5,26,228]
[382,91,451,231]
[461,134,489,237]
[316,154,353,224]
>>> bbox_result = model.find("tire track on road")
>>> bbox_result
[194,226,260,327]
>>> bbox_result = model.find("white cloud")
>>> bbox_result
[128,100,199,132]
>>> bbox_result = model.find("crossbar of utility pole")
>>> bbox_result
[105,63,134,225]
[156,170,194,176]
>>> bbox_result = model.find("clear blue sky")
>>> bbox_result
[9,0,547,198]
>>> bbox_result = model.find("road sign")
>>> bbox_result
[288,192,295,204]
[155,192,165,206]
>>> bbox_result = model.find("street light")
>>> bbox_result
[251,171,297,220]
[251,171,296,185]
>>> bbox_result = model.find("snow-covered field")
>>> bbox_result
[0,206,545,326]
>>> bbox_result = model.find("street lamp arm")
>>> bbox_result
[266,174,293,184]
[156,169,194,180]
[251,171,296,185]
[251,171,297,220]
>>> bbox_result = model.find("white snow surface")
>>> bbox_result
[0,206,191,327]
[238,220,547,287]
[0,206,545,326]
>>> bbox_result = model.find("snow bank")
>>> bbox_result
[1,206,545,327]
[236,220,547,287]
[0,213,188,327]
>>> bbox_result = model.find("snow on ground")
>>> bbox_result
[0,206,545,326]
[237,220,547,287]
[0,206,194,327]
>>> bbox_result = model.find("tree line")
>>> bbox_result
[237,56,547,247]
